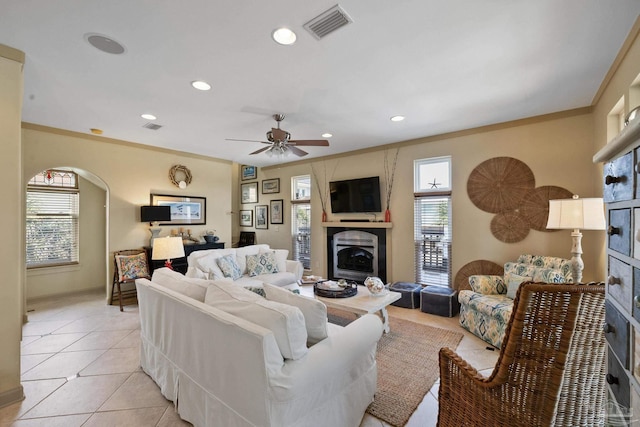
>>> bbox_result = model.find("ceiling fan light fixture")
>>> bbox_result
[272,27,297,45]
[191,80,211,91]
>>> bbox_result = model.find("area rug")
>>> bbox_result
[327,308,463,427]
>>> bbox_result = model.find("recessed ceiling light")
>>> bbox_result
[191,80,211,91]
[141,113,157,120]
[84,33,125,55]
[322,133,333,138]
[390,115,405,122]
[272,27,297,45]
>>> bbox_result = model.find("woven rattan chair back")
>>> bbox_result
[438,282,605,427]
[111,249,150,312]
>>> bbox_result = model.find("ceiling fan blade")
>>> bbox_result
[226,138,271,144]
[288,146,308,157]
[271,127,289,142]
[288,139,330,147]
[250,146,272,155]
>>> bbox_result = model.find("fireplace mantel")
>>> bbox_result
[322,222,392,229]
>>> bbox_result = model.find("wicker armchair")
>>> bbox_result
[438,282,605,427]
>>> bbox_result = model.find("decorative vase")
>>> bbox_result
[322,210,327,222]
[384,209,391,222]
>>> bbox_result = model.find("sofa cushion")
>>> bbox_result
[469,275,505,295]
[263,283,328,345]
[217,254,243,280]
[506,274,532,299]
[235,244,270,274]
[204,280,308,360]
[458,290,513,323]
[246,252,279,276]
[190,248,235,280]
[151,267,213,302]
[261,248,288,273]
[504,262,570,285]
[235,272,298,288]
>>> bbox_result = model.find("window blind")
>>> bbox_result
[291,203,311,270]
[414,194,452,287]
[26,190,79,267]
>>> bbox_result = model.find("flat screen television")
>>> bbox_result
[330,176,382,213]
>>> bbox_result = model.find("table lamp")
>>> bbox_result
[141,205,171,247]
[546,195,605,283]
[151,236,185,270]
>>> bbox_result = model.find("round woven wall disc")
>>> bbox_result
[467,157,535,213]
[491,211,530,243]
[520,185,573,232]
[454,260,504,291]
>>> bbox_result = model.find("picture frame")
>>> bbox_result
[270,199,284,224]
[241,165,257,181]
[241,182,258,204]
[151,194,206,225]
[239,209,253,227]
[255,205,268,229]
[262,178,280,194]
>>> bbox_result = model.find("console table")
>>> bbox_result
[145,241,224,275]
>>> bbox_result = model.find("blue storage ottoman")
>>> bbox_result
[420,286,459,317]
[389,282,422,309]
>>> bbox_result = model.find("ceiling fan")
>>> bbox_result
[226,114,329,157]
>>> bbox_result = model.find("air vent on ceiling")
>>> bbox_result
[304,4,352,40]
[143,123,162,130]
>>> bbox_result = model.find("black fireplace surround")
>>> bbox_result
[327,227,387,283]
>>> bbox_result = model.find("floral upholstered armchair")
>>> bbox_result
[458,254,573,348]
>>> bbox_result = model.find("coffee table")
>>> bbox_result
[315,285,401,333]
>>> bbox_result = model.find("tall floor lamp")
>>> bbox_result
[546,195,605,283]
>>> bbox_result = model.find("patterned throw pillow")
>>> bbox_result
[506,274,532,299]
[216,254,242,280]
[116,253,149,281]
[246,252,279,277]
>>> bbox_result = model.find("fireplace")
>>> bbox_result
[327,227,386,283]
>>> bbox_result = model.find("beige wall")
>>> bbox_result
[26,176,107,299]
[0,45,24,407]
[22,126,234,300]
[257,111,603,284]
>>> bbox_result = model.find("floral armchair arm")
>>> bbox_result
[468,275,506,295]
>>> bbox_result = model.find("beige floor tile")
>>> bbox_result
[83,407,166,427]
[405,390,439,427]
[52,315,112,334]
[21,350,105,381]
[156,406,192,426]
[93,314,140,332]
[20,336,41,348]
[454,346,499,372]
[22,374,129,418]
[62,330,131,352]
[21,333,88,355]
[21,320,74,337]
[99,372,169,411]
[21,354,54,375]
[359,413,384,427]
[6,413,91,426]
[111,330,141,349]
[0,379,66,424]
[80,347,140,376]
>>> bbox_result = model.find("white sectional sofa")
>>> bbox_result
[185,244,303,289]
[135,270,383,427]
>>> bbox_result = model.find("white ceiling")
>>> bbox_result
[2,1,640,167]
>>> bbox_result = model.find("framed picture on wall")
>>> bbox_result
[239,210,253,227]
[241,182,258,203]
[151,194,206,225]
[270,199,283,224]
[262,178,280,194]
[255,205,268,229]
[241,165,257,181]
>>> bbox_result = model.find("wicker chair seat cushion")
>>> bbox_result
[458,291,513,323]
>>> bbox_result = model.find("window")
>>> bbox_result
[26,170,79,268]
[414,157,452,287]
[291,175,311,269]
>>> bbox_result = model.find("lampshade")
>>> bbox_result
[141,205,171,223]
[151,236,185,260]
[546,197,606,230]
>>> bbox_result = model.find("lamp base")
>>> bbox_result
[164,259,174,270]
[149,226,162,247]
[570,229,584,283]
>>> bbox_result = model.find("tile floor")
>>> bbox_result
[1,290,498,427]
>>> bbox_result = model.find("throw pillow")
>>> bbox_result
[260,248,288,273]
[263,283,328,345]
[506,274,532,299]
[216,254,242,280]
[246,252,279,277]
[204,280,308,360]
[116,253,149,281]
[151,267,211,302]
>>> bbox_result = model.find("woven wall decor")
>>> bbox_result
[467,157,535,213]
[454,260,504,291]
[169,164,192,189]
[520,185,573,232]
[491,211,530,243]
